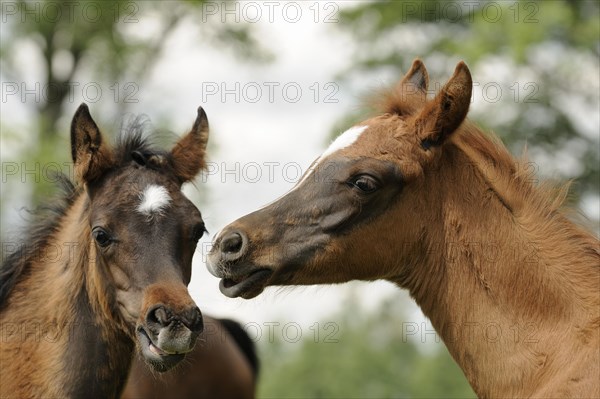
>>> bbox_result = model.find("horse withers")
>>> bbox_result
[1,104,208,398]
[207,60,600,397]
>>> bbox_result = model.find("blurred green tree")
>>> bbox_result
[1,0,270,136]
[334,0,599,219]
[0,0,270,216]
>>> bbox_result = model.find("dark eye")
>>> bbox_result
[191,223,207,242]
[348,175,379,194]
[92,227,112,247]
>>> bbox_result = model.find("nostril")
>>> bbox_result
[179,306,203,333]
[190,307,203,333]
[221,232,244,254]
[147,305,170,328]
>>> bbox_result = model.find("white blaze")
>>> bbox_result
[137,185,171,216]
[252,125,369,211]
[320,125,368,160]
[295,125,368,188]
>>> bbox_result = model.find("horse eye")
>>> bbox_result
[191,223,207,242]
[348,175,379,194]
[92,227,112,247]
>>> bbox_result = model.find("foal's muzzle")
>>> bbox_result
[208,229,273,299]
[137,303,203,372]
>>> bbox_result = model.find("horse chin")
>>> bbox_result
[135,326,185,372]
[219,268,273,298]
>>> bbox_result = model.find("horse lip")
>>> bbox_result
[206,255,225,278]
[136,326,186,372]
[219,268,273,298]
[137,327,181,357]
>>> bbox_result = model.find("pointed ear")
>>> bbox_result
[401,58,428,93]
[71,103,113,183]
[170,106,209,183]
[412,61,472,149]
[380,59,429,116]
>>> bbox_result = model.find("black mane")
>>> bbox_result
[114,116,173,168]
[0,116,170,308]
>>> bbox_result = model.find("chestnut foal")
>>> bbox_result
[208,60,599,397]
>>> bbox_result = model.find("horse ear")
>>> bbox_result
[71,103,113,183]
[412,61,472,149]
[379,59,429,116]
[170,106,209,183]
[401,58,428,93]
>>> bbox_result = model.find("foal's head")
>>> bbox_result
[72,104,207,371]
[208,60,473,298]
